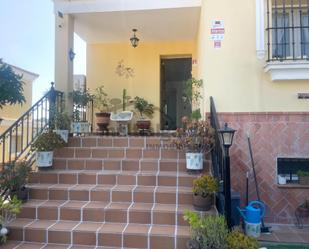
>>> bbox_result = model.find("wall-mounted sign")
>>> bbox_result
[214,41,221,49]
[211,20,225,41]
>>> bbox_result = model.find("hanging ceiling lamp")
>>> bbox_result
[130,29,139,48]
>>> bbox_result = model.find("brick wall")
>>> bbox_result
[218,112,309,224]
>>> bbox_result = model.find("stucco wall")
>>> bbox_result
[197,0,309,113]
[87,41,197,132]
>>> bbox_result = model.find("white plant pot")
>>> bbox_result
[54,129,69,143]
[71,122,90,134]
[36,151,53,167]
[186,152,204,170]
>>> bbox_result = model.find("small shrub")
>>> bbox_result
[193,175,219,197]
[31,132,65,152]
[297,170,309,177]
[183,210,228,249]
[225,228,259,249]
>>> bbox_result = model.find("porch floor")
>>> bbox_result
[259,224,309,245]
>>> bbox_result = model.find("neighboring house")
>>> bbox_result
[52,0,309,224]
[0,63,39,158]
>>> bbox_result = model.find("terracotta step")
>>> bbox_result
[29,170,197,187]
[54,147,187,160]
[19,200,215,226]
[8,219,190,249]
[28,184,193,205]
[51,158,210,172]
[67,136,175,149]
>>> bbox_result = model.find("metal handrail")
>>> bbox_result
[0,83,63,165]
[210,97,231,224]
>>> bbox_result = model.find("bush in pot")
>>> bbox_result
[32,131,65,168]
[53,110,71,143]
[133,96,154,131]
[0,196,22,243]
[192,175,219,211]
[71,89,93,133]
[225,228,259,249]
[0,161,32,202]
[173,117,215,171]
[93,86,112,133]
[183,210,228,249]
[297,170,309,185]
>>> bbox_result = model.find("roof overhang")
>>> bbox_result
[53,0,201,44]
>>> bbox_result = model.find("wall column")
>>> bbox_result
[54,13,74,115]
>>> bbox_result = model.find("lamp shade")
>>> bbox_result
[218,123,236,148]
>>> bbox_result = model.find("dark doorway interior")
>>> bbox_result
[160,58,192,130]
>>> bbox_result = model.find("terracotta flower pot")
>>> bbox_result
[96,112,111,132]
[193,193,213,211]
[136,119,151,130]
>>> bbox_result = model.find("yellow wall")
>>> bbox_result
[87,41,197,132]
[197,0,309,112]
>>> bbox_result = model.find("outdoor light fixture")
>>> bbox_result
[69,49,75,61]
[218,122,236,229]
[130,29,139,48]
[218,123,236,152]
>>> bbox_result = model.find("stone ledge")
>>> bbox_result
[264,61,309,81]
[277,184,309,189]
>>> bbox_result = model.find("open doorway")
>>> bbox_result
[160,57,192,130]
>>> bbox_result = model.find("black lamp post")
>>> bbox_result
[218,122,236,229]
[130,29,139,48]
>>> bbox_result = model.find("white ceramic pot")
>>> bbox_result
[36,151,53,167]
[54,129,69,143]
[186,152,203,170]
[71,122,90,134]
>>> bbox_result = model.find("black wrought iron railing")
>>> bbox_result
[210,97,231,223]
[266,0,309,61]
[0,83,63,165]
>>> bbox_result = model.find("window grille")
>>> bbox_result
[266,0,309,61]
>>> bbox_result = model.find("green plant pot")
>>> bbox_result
[193,193,213,211]
[299,176,309,185]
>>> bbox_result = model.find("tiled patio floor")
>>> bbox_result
[259,224,309,245]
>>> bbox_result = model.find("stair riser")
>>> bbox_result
[30,172,195,187]
[54,147,188,159]
[9,227,188,249]
[29,188,192,204]
[19,206,189,226]
[68,137,176,149]
[51,159,195,172]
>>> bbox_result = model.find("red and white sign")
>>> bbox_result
[211,20,225,41]
[214,41,221,49]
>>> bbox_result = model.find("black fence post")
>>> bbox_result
[48,82,56,130]
[224,149,232,229]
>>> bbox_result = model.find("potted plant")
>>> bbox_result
[0,196,22,243]
[32,131,65,167]
[173,117,214,171]
[134,96,154,131]
[93,86,112,133]
[71,90,93,134]
[0,161,32,202]
[225,228,259,249]
[183,211,228,249]
[297,170,309,185]
[53,110,71,143]
[192,175,218,211]
[183,78,203,121]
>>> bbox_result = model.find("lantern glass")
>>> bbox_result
[218,123,236,148]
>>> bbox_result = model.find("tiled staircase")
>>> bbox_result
[8,136,215,249]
